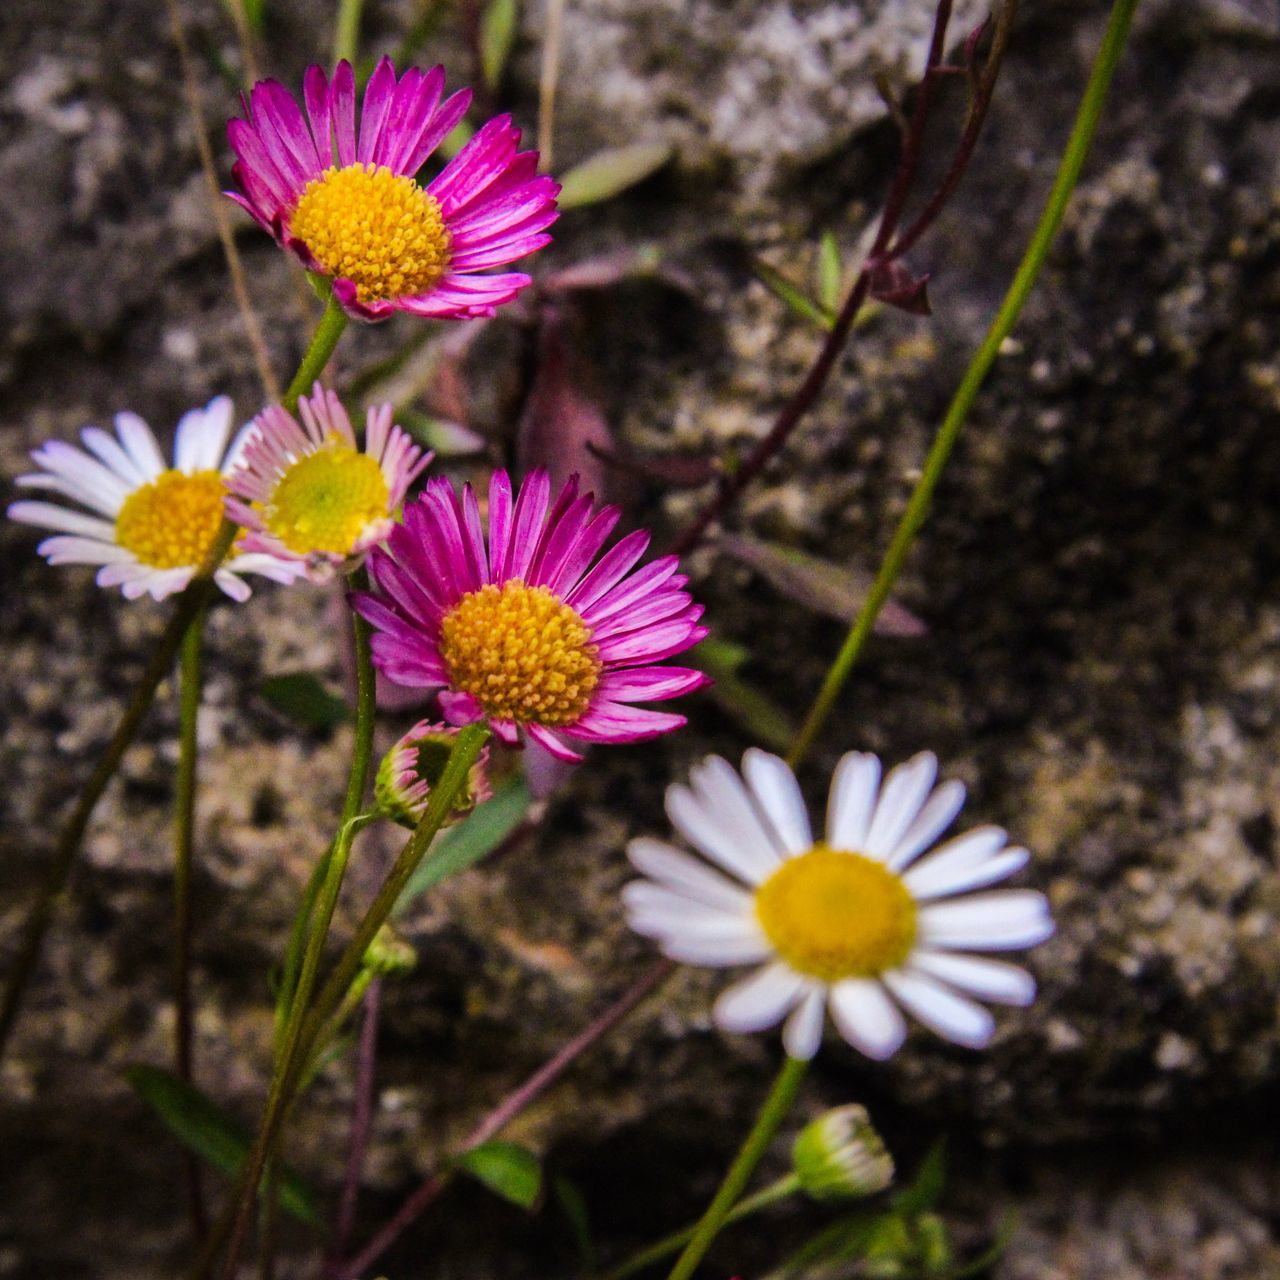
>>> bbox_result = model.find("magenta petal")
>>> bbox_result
[439,689,484,725]
[428,115,518,215]
[372,64,423,169]
[572,701,688,743]
[582,556,681,626]
[489,717,521,746]
[303,65,333,165]
[565,529,651,611]
[383,65,445,172]
[527,475,580,584]
[505,469,551,582]
[596,666,710,703]
[595,613,705,664]
[524,722,584,763]
[460,482,489,585]
[544,505,620,597]
[331,60,357,166]
[590,591,695,642]
[487,469,514,584]
[528,492,594,588]
[357,56,397,163]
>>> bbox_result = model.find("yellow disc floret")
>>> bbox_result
[755,844,917,982]
[114,469,227,569]
[290,163,451,304]
[263,440,390,556]
[439,580,601,726]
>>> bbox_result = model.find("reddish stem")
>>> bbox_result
[331,960,674,1280]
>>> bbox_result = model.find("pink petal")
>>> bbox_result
[596,666,710,703]
[525,722,584,762]
[564,528,651,611]
[357,56,397,164]
[504,469,551,582]
[487,469,514,584]
[330,61,357,166]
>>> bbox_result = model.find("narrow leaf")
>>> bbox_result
[558,143,673,210]
[397,408,487,457]
[817,231,843,312]
[481,0,520,91]
[259,672,352,729]
[457,1140,542,1209]
[553,1176,596,1271]
[892,1139,947,1217]
[692,638,795,751]
[753,259,832,331]
[394,775,532,914]
[125,1066,321,1226]
[719,536,927,637]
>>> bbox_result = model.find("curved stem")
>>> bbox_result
[333,0,366,65]
[787,0,1140,769]
[603,1174,800,1280]
[175,605,209,1240]
[664,1056,808,1280]
[283,295,349,414]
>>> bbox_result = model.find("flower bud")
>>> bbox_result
[363,924,417,977]
[791,1104,894,1201]
[375,720,492,829]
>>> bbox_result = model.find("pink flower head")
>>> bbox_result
[226,383,431,582]
[227,58,559,322]
[352,469,711,761]
[375,719,493,829]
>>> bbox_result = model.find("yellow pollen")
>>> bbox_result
[754,844,917,982]
[114,469,226,569]
[439,580,601,726]
[290,163,451,303]
[263,439,390,556]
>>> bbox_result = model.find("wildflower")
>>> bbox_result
[791,1105,894,1200]
[225,383,431,582]
[352,469,710,762]
[624,750,1053,1061]
[227,58,559,322]
[375,719,493,828]
[7,397,300,602]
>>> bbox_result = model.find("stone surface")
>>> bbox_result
[2,0,1280,1277]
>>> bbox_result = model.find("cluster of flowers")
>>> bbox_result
[6,59,1052,1064]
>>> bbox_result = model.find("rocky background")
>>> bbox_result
[3,0,1280,1276]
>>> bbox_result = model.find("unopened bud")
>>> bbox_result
[791,1104,894,1201]
[375,720,492,829]
[363,924,417,977]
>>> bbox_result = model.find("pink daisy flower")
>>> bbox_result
[225,383,431,582]
[227,57,559,322]
[352,469,710,761]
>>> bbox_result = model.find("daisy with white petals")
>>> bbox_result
[8,397,301,602]
[624,749,1053,1061]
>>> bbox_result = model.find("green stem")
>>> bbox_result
[605,1174,800,1280]
[175,605,209,1239]
[665,1057,808,1280]
[207,722,491,1280]
[787,0,1140,769]
[283,295,349,414]
[333,0,365,66]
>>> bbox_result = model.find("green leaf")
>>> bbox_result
[817,230,843,313]
[558,143,674,210]
[481,0,520,91]
[397,408,487,457]
[125,1065,320,1226]
[553,1176,595,1272]
[690,638,795,752]
[752,259,832,331]
[765,1209,891,1279]
[456,1140,542,1209]
[260,673,352,729]
[892,1139,947,1217]
[394,775,532,915]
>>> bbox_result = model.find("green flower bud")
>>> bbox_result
[375,719,492,829]
[791,1104,894,1201]
[363,924,417,977]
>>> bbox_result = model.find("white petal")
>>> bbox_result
[919,891,1054,951]
[714,962,808,1033]
[828,979,908,1060]
[659,923,773,968]
[21,446,132,513]
[38,534,131,565]
[622,881,739,930]
[195,397,234,470]
[80,426,151,486]
[826,752,881,851]
[865,753,937,859]
[213,569,252,602]
[8,501,118,541]
[626,838,755,912]
[886,779,966,870]
[666,762,782,884]
[742,749,812,855]
[908,950,1036,1006]
[904,847,1029,900]
[782,986,827,1060]
[882,969,994,1048]
[114,412,167,479]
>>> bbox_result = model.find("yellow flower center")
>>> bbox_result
[263,439,390,556]
[439,580,601,726]
[754,844,917,982]
[114,469,226,569]
[290,163,451,303]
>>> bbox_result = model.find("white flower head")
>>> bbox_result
[624,749,1053,1061]
[8,396,304,602]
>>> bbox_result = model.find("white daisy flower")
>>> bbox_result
[8,396,304,602]
[623,749,1054,1062]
